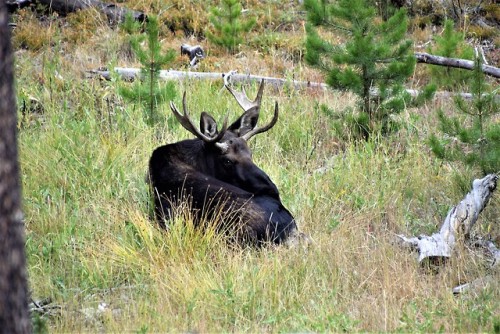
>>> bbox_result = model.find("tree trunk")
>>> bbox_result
[0,2,31,333]
[415,52,500,79]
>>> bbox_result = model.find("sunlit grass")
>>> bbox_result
[11,2,500,332]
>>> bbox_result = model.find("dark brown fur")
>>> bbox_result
[149,81,297,245]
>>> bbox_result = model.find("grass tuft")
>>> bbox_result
[11,2,500,332]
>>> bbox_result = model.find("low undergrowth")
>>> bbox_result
[11,2,500,332]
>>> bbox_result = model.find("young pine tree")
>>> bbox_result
[206,0,256,54]
[118,15,176,126]
[429,57,500,176]
[428,19,474,90]
[305,0,434,140]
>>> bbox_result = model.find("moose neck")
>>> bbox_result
[192,140,281,200]
[229,162,280,199]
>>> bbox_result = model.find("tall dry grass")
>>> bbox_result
[11,2,500,332]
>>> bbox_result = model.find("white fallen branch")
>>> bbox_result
[398,174,498,263]
[451,238,499,294]
[452,275,497,294]
[415,52,500,79]
[88,67,500,101]
[88,67,328,90]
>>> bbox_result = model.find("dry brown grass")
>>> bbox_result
[11,2,500,332]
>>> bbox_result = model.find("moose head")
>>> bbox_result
[170,80,281,196]
[149,80,299,245]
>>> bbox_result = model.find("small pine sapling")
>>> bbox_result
[206,0,256,54]
[304,0,434,141]
[427,19,474,90]
[118,15,176,126]
[429,57,499,175]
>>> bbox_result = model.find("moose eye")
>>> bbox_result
[223,159,233,168]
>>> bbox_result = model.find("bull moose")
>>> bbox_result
[148,80,300,245]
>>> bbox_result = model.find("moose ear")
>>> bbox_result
[228,107,259,137]
[200,112,218,138]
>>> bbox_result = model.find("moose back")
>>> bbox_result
[148,80,298,245]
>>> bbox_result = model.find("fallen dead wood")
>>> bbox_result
[398,174,499,294]
[29,297,61,317]
[6,0,32,12]
[89,67,329,90]
[89,67,499,101]
[452,239,499,294]
[7,0,146,24]
[452,274,497,295]
[452,237,499,294]
[398,174,498,264]
[415,52,500,79]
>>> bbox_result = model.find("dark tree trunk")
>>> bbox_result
[0,2,31,333]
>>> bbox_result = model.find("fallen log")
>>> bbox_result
[452,236,499,294]
[398,174,498,264]
[88,67,500,101]
[8,0,146,24]
[88,67,329,90]
[6,0,32,12]
[415,52,500,79]
[452,274,497,295]
[181,44,205,67]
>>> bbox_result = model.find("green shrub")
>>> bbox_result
[206,0,256,54]
[304,0,434,141]
[118,15,176,126]
[429,57,500,175]
[427,19,474,90]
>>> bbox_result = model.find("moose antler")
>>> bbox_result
[170,92,228,143]
[224,78,279,141]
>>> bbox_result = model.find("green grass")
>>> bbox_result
[11,3,500,332]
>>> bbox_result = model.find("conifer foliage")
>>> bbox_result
[427,19,474,90]
[206,0,256,54]
[304,0,432,140]
[429,58,500,175]
[118,15,176,126]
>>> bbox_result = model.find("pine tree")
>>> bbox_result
[429,57,500,175]
[305,0,434,140]
[118,15,176,126]
[428,19,474,90]
[206,0,256,54]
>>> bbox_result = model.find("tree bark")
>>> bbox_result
[0,2,31,333]
[398,174,498,264]
[415,52,500,79]
[8,0,146,24]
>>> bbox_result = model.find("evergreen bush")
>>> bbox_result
[118,15,176,126]
[206,0,256,54]
[427,19,474,90]
[304,0,434,141]
[429,57,500,175]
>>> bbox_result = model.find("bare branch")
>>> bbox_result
[415,52,500,78]
[398,174,498,263]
